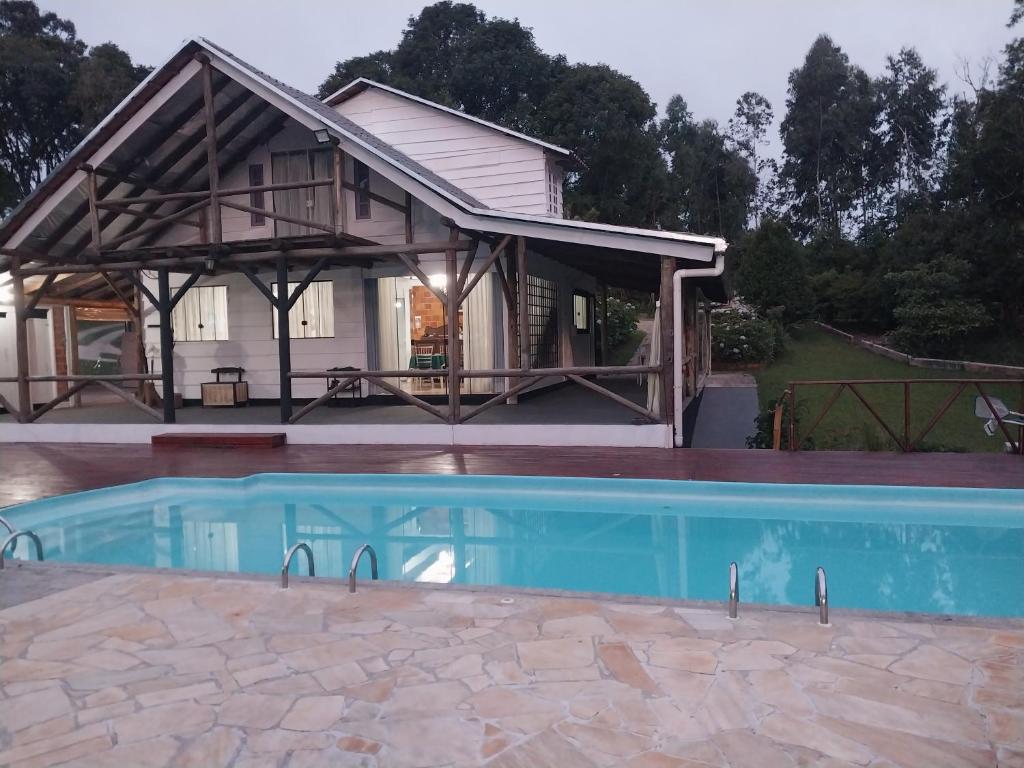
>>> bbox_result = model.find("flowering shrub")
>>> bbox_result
[711,309,778,364]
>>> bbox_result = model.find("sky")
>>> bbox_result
[38,0,1020,158]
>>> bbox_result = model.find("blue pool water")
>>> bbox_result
[4,474,1023,617]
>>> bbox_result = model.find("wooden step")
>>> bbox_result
[152,432,286,449]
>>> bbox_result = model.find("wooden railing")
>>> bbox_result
[778,378,1024,454]
[0,374,162,423]
[289,365,660,425]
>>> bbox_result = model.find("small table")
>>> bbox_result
[201,367,249,407]
[327,366,363,407]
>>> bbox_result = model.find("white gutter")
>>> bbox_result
[673,251,726,448]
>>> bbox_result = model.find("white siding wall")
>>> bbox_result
[142,268,367,401]
[335,89,557,216]
[0,306,57,408]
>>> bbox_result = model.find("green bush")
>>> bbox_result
[712,309,778,364]
[605,295,639,349]
[734,220,814,323]
[747,396,813,450]
[886,257,991,357]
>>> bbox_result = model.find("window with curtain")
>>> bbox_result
[573,291,593,333]
[248,164,265,226]
[527,275,558,368]
[170,285,228,341]
[270,149,334,236]
[272,280,334,339]
[354,159,371,219]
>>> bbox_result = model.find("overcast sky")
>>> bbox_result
[40,0,1019,157]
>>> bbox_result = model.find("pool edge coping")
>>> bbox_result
[5,559,1023,631]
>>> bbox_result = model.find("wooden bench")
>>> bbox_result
[152,433,286,449]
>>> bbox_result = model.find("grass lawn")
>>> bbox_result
[755,325,1024,453]
[608,328,646,366]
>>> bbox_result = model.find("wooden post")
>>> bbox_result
[502,243,520,403]
[517,237,529,370]
[68,308,82,407]
[446,228,460,424]
[332,146,345,234]
[200,58,221,244]
[11,261,30,422]
[404,192,413,243]
[85,165,102,251]
[156,268,176,423]
[134,284,146,400]
[599,283,609,366]
[684,283,697,397]
[903,381,911,452]
[276,255,292,423]
[659,255,675,427]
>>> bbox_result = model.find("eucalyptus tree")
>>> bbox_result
[779,35,879,238]
[727,91,774,226]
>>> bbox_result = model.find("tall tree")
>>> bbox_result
[727,91,774,226]
[0,2,149,214]
[537,63,668,226]
[0,0,84,211]
[875,47,945,225]
[661,95,756,240]
[317,51,395,97]
[72,42,151,129]
[779,35,879,238]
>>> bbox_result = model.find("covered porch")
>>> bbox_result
[0,39,723,447]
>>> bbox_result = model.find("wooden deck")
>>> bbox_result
[0,443,1020,508]
[151,432,286,448]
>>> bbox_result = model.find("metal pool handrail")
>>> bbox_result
[0,515,14,534]
[280,542,315,588]
[348,544,379,593]
[728,561,739,619]
[814,566,829,625]
[0,530,43,569]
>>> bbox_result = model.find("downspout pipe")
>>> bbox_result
[673,251,726,447]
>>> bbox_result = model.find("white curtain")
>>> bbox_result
[376,277,402,373]
[647,302,662,415]
[172,286,228,342]
[463,273,495,394]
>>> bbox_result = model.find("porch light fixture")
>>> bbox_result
[204,256,216,273]
[313,127,331,144]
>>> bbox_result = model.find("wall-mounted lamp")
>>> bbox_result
[313,128,332,144]
[204,256,216,273]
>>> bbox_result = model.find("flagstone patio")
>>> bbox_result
[0,565,1021,767]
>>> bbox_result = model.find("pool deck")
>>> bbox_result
[0,566,1021,767]
[1,445,1022,766]
[0,443,1022,508]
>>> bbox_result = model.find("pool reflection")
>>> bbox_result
[33,497,1024,616]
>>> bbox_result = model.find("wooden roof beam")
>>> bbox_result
[77,86,255,253]
[41,73,231,254]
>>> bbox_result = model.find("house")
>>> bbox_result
[0,38,726,448]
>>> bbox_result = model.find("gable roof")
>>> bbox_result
[1,37,725,268]
[324,77,578,164]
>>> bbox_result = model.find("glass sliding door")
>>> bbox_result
[371,273,499,395]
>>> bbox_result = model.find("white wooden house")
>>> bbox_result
[0,38,726,448]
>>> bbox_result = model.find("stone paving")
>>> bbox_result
[0,567,1022,767]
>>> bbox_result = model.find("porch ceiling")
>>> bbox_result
[531,238,728,300]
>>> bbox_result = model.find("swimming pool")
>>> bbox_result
[3,474,1022,617]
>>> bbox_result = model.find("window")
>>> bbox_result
[248,164,265,226]
[171,285,228,341]
[272,280,334,339]
[354,159,371,219]
[573,291,593,333]
[270,149,334,236]
[527,274,558,368]
[547,164,562,216]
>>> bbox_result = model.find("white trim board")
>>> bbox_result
[0,422,672,448]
